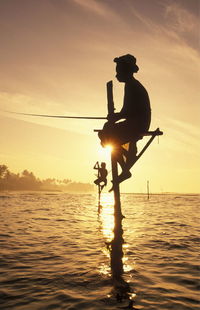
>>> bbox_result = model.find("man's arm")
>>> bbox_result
[107,112,126,122]
[93,162,99,169]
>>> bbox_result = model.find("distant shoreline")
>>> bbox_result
[0,190,199,195]
[0,164,94,192]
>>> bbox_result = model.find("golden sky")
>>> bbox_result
[0,0,199,193]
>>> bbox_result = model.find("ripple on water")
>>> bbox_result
[0,192,199,309]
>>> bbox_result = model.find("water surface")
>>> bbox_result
[0,192,199,309]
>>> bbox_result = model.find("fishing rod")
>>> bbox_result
[3,110,107,120]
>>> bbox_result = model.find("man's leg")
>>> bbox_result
[107,145,131,191]
[114,142,137,184]
[98,122,115,147]
[114,146,126,171]
[94,178,101,185]
[125,141,137,170]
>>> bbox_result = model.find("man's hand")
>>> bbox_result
[107,112,121,122]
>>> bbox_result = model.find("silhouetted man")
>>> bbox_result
[99,54,151,183]
[93,161,108,190]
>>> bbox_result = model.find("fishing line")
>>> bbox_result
[2,110,107,120]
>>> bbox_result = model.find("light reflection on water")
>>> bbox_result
[98,193,114,277]
[98,192,135,275]
[98,192,136,307]
[98,193,114,242]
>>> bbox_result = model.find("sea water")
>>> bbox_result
[0,192,199,310]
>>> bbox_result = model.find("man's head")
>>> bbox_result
[114,54,139,82]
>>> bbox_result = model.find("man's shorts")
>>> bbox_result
[98,120,149,146]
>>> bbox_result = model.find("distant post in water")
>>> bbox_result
[147,180,150,200]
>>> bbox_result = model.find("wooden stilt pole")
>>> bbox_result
[98,183,101,206]
[97,162,101,207]
[111,149,123,218]
[96,162,102,213]
[107,81,123,219]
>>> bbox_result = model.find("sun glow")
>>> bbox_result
[97,144,113,162]
[105,144,113,152]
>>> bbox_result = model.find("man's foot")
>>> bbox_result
[108,171,132,192]
[117,170,132,183]
[108,182,114,192]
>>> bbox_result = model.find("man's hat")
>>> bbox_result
[114,54,139,73]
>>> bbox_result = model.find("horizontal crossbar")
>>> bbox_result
[142,128,163,136]
[94,127,163,137]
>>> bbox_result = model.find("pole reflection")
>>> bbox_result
[98,193,137,308]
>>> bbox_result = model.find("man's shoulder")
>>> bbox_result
[133,78,146,88]
[127,78,148,93]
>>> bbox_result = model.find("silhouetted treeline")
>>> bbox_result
[0,165,94,192]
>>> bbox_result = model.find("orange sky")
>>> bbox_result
[0,0,199,193]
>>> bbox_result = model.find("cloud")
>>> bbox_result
[159,116,200,157]
[0,90,104,136]
[120,0,199,55]
[72,0,116,19]
[164,2,198,33]
[163,1,200,52]
[167,117,200,140]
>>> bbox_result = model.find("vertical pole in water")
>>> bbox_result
[107,81,123,219]
[147,180,150,200]
[107,82,131,304]
[111,150,122,218]
[96,162,102,212]
[98,183,101,207]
